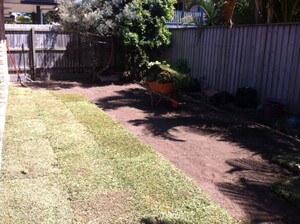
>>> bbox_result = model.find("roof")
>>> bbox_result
[4,0,57,16]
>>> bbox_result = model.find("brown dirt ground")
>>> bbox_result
[28,80,300,223]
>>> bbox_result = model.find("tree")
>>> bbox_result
[117,0,176,76]
[59,0,118,79]
[233,0,255,24]
[252,0,300,24]
[271,0,300,23]
[44,10,60,24]
[182,0,300,25]
[59,0,176,78]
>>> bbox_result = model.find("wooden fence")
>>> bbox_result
[163,24,300,114]
[5,24,111,80]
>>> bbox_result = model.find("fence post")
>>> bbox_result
[30,28,36,80]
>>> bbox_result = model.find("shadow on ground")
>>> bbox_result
[28,77,129,91]
[93,85,300,223]
[219,157,300,223]
[96,87,300,158]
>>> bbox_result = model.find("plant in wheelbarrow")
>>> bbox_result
[145,61,192,94]
[145,61,192,108]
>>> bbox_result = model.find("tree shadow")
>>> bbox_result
[27,78,130,91]
[219,157,300,222]
[28,81,79,90]
[216,176,300,223]
[95,87,197,141]
[94,85,300,221]
[95,86,300,158]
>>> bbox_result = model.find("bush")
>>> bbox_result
[174,58,191,75]
[116,0,176,76]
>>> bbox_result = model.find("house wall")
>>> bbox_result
[162,24,300,114]
[0,40,9,170]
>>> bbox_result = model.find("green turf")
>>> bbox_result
[0,87,237,223]
[273,176,300,208]
[273,154,300,173]
[273,154,300,208]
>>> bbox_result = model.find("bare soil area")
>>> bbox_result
[28,80,300,223]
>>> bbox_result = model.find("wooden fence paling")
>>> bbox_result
[5,24,110,80]
[162,24,300,114]
[30,28,36,79]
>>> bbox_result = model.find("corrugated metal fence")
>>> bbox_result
[5,24,111,80]
[163,24,300,114]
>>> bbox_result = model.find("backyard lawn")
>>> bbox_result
[0,87,236,223]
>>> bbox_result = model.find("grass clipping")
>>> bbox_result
[0,87,237,223]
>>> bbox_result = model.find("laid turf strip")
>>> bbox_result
[0,87,236,223]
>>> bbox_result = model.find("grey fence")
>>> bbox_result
[5,24,111,80]
[163,24,300,114]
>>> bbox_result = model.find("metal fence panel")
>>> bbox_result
[162,24,300,114]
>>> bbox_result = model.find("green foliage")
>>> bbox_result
[233,0,255,24]
[117,0,176,76]
[59,0,176,78]
[59,0,116,38]
[146,60,192,90]
[273,153,300,173]
[145,62,177,83]
[174,71,193,91]
[43,11,60,24]
[174,58,191,74]
[16,14,32,24]
[190,0,238,26]
[193,0,300,26]
[273,153,300,208]
[232,0,300,24]
[272,0,300,23]
[273,176,300,208]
